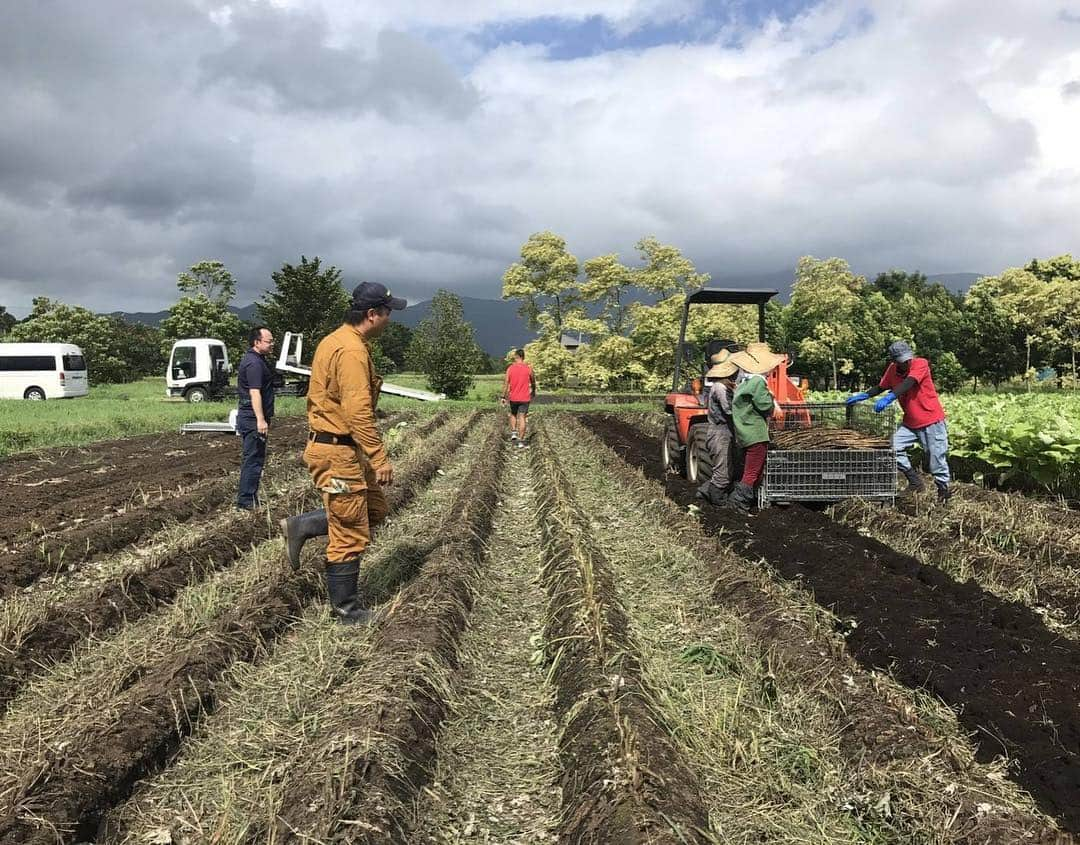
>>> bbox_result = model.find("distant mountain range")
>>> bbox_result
[109,298,531,356]
[110,272,985,355]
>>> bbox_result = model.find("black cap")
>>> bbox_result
[351,282,406,311]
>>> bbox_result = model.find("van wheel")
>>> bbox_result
[24,386,46,401]
[185,386,209,403]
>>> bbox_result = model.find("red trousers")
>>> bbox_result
[741,442,768,486]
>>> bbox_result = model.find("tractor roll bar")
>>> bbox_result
[672,287,777,391]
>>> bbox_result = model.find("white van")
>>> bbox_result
[0,343,90,400]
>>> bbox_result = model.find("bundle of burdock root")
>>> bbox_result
[772,428,890,450]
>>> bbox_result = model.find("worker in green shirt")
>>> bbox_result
[726,342,785,512]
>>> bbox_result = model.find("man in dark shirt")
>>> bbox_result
[236,326,276,510]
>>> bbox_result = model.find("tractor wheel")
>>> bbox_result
[693,424,713,484]
[686,424,710,484]
[185,386,209,403]
[661,418,684,476]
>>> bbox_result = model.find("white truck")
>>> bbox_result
[177,331,442,433]
[165,338,231,403]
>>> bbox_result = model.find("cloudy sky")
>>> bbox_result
[1,0,1078,315]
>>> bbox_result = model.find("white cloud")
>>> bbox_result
[1,0,1079,316]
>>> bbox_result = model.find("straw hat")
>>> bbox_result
[706,358,738,378]
[730,342,787,375]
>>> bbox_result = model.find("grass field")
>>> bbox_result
[0,379,310,458]
[0,373,660,459]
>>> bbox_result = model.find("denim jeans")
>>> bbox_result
[237,428,267,508]
[893,420,950,485]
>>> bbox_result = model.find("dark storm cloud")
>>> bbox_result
[200,5,479,120]
[68,134,256,221]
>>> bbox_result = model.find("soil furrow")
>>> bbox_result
[0,413,475,844]
[835,497,1080,636]
[0,417,309,526]
[98,418,486,843]
[530,419,713,845]
[0,411,454,716]
[269,417,504,843]
[0,411,421,595]
[413,434,560,844]
[559,415,1064,841]
[580,412,1080,837]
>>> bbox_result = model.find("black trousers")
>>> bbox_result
[237,428,267,508]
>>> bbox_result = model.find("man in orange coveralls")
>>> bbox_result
[280,282,405,624]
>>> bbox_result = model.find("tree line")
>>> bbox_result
[501,232,1080,392]
[0,257,492,397]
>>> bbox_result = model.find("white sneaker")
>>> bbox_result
[510,432,518,441]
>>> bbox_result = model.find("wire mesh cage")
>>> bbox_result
[761,401,897,506]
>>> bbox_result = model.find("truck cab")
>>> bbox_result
[166,338,231,402]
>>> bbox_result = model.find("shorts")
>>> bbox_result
[509,401,530,415]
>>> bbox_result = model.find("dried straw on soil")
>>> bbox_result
[548,416,932,841]
[100,413,485,844]
[412,440,560,844]
[530,419,713,845]
[269,417,505,843]
[572,413,1062,843]
[0,413,472,843]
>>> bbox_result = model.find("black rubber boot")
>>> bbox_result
[281,509,328,571]
[935,480,952,503]
[324,560,372,625]
[696,481,728,506]
[725,482,755,513]
[900,466,926,494]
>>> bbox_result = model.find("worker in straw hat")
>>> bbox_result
[725,342,786,512]
[696,350,739,506]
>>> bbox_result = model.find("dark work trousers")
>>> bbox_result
[237,427,267,509]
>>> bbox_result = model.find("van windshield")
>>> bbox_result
[62,355,86,371]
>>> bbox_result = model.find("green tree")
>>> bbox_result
[957,288,1025,387]
[160,296,247,361]
[177,260,237,303]
[967,268,1055,384]
[373,321,413,372]
[9,298,128,383]
[256,256,349,355]
[580,253,634,333]
[162,260,248,362]
[107,317,165,378]
[407,290,483,399]
[784,257,866,389]
[633,236,710,295]
[1025,254,1080,384]
[871,269,930,300]
[0,305,16,336]
[502,232,580,336]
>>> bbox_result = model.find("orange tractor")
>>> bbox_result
[661,287,807,483]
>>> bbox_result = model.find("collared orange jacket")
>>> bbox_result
[305,323,388,470]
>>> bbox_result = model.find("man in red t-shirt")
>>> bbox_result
[845,340,952,501]
[502,348,537,449]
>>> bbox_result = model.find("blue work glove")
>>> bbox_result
[845,391,870,405]
[873,391,897,413]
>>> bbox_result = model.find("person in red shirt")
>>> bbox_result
[845,340,951,501]
[502,348,537,449]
